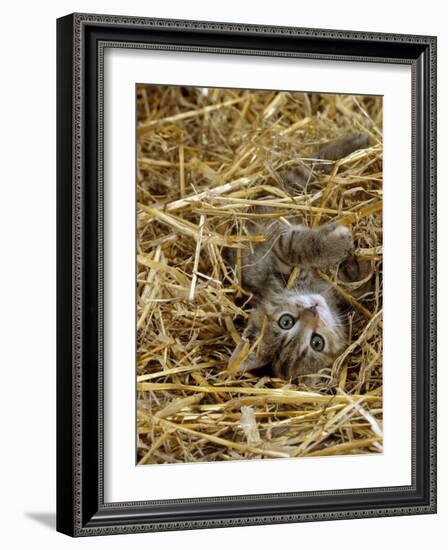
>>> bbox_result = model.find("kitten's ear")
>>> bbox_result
[228,343,265,374]
[339,256,375,298]
[242,308,264,341]
[228,309,266,374]
[238,350,266,373]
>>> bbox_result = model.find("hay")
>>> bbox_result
[136,86,383,465]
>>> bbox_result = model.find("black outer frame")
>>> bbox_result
[56,13,437,537]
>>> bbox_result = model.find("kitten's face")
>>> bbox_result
[240,290,346,382]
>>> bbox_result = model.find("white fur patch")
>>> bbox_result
[331,225,350,238]
[293,292,337,331]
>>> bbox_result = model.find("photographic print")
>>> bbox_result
[136,85,383,465]
[57,14,436,535]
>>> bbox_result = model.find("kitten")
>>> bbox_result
[228,133,370,384]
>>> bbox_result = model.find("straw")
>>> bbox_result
[136,86,383,463]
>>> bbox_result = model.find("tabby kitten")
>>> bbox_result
[229,133,370,383]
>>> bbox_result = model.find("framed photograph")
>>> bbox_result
[56,13,437,537]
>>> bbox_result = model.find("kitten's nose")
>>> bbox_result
[302,305,319,327]
[302,306,319,329]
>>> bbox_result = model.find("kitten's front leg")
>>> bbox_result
[274,223,353,269]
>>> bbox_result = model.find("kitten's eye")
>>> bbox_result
[278,313,296,330]
[310,333,325,352]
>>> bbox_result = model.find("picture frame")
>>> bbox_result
[56,12,437,537]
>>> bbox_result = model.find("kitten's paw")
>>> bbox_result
[314,133,370,161]
[325,224,353,261]
[333,133,370,156]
